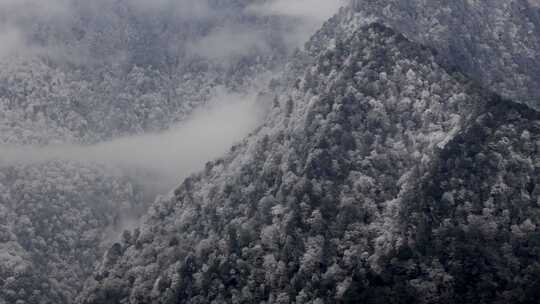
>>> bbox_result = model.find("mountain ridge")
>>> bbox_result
[77,20,540,303]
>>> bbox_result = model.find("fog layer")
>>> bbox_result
[0,90,263,190]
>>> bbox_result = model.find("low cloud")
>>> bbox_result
[246,0,344,21]
[187,26,270,61]
[0,0,344,64]
[0,89,265,191]
[246,0,345,49]
[0,0,70,20]
[129,0,213,19]
[0,27,26,60]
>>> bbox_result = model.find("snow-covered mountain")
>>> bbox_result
[77,10,540,304]
[1,1,540,304]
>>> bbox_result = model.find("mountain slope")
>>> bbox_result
[76,20,540,303]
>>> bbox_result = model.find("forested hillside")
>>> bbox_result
[1,1,539,304]
[78,18,540,303]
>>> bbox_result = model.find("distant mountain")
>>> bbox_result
[0,0,293,145]
[78,17,540,303]
[348,0,540,109]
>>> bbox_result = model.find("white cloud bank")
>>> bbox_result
[246,0,345,49]
[0,89,264,190]
[187,26,270,61]
[247,0,344,21]
[0,27,25,60]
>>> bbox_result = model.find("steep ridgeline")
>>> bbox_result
[343,0,540,110]
[79,21,539,303]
